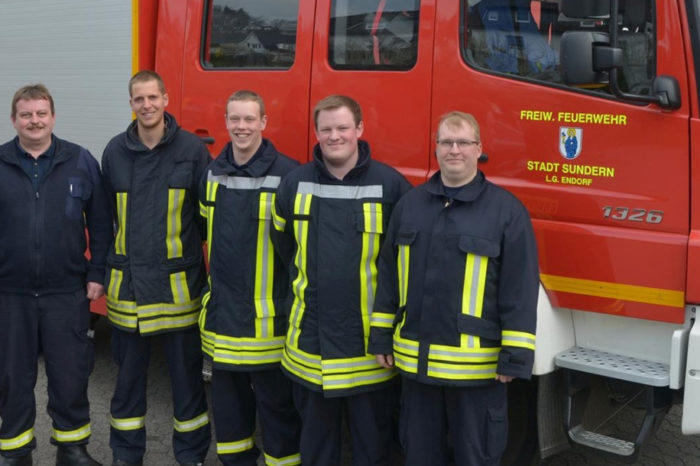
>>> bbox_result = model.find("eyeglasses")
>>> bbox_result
[436,139,480,150]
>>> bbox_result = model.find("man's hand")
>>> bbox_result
[375,354,395,369]
[86,282,105,300]
[495,374,514,383]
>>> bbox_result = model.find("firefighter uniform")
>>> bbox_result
[199,140,301,466]
[272,141,411,465]
[369,171,538,466]
[0,137,111,461]
[101,112,211,464]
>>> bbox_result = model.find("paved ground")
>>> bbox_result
[25,317,700,465]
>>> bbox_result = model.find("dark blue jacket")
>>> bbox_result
[0,136,112,295]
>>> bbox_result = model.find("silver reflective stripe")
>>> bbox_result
[323,371,391,387]
[208,173,281,190]
[429,365,496,376]
[289,194,312,344]
[429,348,499,359]
[258,193,273,334]
[215,337,284,348]
[465,255,486,348]
[297,181,383,199]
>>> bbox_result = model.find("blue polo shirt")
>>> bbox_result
[15,136,55,192]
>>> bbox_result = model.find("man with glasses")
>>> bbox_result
[369,111,538,466]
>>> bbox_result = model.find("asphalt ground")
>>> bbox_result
[24,317,700,465]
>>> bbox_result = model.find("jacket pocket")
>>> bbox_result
[168,165,193,188]
[458,235,500,258]
[65,177,92,220]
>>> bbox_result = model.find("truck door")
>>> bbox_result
[163,0,316,160]
[432,0,689,326]
[307,0,435,183]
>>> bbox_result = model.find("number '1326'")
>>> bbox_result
[602,206,663,224]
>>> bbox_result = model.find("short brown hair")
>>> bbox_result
[313,95,362,128]
[437,111,481,143]
[128,70,166,96]
[227,90,265,117]
[12,84,54,119]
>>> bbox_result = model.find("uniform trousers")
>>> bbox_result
[109,326,210,463]
[0,290,93,459]
[400,377,508,466]
[211,367,300,465]
[292,383,394,466]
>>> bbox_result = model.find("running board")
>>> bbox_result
[555,347,670,462]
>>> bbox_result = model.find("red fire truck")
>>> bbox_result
[2,0,698,462]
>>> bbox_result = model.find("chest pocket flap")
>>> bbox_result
[458,235,500,258]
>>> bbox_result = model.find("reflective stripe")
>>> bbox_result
[264,451,302,466]
[397,243,409,307]
[205,180,220,259]
[288,192,312,347]
[211,335,285,366]
[370,312,394,328]
[360,202,382,348]
[393,330,419,374]
[208,173,282,191]
[271,199,286,232]
[170,271,191,304]
[427,361,498,380]
[428,345,500,362]
[218,436,255,455]
[502,330,536,350]
[166,188,185,258]
[110,416,145,431]
[108,268,124,303]
[297,181,383,199]
[107,296,201,334]
[115,192,128,255]
[53,423,91,443]
[0,428,34,451]
[461,253,488,349]
[173,411,209,433]
[255,191,276,338]
[199,200,208,218]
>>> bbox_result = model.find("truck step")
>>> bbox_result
[555,346,669,386]
[568,425,635,457]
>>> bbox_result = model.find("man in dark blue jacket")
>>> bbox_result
[0,84,111,466]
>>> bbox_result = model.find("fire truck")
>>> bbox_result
[2,0,699,462]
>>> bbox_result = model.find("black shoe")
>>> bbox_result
[111,460,143,466]
[56,445,101,466]
[0,453,32,466]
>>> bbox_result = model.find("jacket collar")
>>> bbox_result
[211,139,277,177]
[125,112,179,153]
[312,139,372,182]
[426,170,488,202]
[0,134,69,166]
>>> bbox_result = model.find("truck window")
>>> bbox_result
[462,0,655,96]
[202,0,299,69]
[329,0,420,70]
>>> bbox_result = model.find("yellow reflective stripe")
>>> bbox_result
[264,451,302,466]
[173,411,209,433]
[107,309,138,330]
[322,368,396,390]
[540,273,685,307]
[360,203,382,348]
[108,268,124,303]
[110,416,145,431]
[428,345,500,363]
[166,188,185,258]
[170,271,192,304]
[138,312,200,334]
[199,200,208,218]
[461,253,488,349]
[282,344,323,385]
[255,192,276,339]
[218,436,255,455]
[427,361,498,380]
[397,243,409,307]
[212,335,285,365]
[394,352,418,374]
[52,423,91,443]
[288,192,312,347]
[271,201,286,232]
[107,297,201,334]
[321,354,383,374]
[115,192,128,255]
[205,181,219,259]
[370,312,394,328]
[0,428,34,451]
[502,330,536,350]
[393,332,418,356]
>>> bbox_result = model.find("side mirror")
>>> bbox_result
[652,76,681,110]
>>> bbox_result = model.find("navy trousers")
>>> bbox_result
[0,290,93,459]
[109,326,210,464]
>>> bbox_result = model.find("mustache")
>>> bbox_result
[26,124,45,130]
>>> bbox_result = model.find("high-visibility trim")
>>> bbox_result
[297,181,383,199]
[288,192,312,347]
[170,271,191,304]
[370,312,395,328]
[264,451,302,466]
[211,335,285,365]
[208,173,282,191]
[540,273,685,307]
[426,361,498,380]
[107,296,201,334]
[0,428,34,451]
[173,411,210,433]
[217,436,255,455]
[461,253,488,349]
[255,191,276,339]
[52,423,91,443]
[108,268,124,304]
[502,330,536,350]
[115,192,128,255]
[110,416,145,431]
[397,243,409,307]
[271,201,286,232]
[199,200,208,218]
[393,331,419,374]
[360,202,382,348]
[394,352,419,374]
[205,178,220,259]
[428,345,500,363]
[166,188,185,258]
